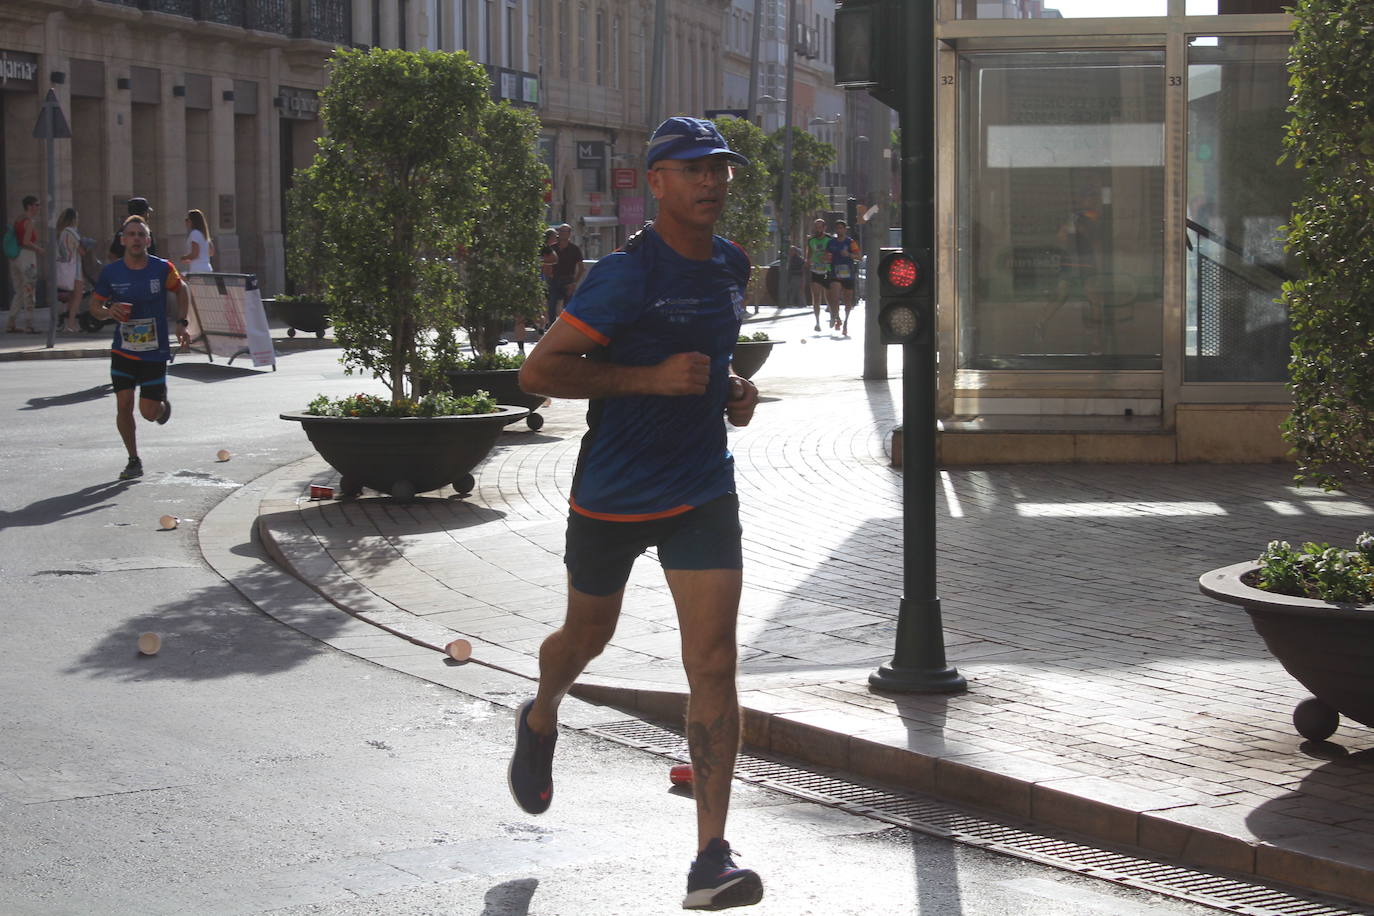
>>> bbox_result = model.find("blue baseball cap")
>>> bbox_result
[646,117,749,169]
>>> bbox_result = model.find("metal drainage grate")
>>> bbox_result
[587,718,1372,916]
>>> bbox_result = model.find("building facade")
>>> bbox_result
[2,0,344,303]
[932,0,1297,461]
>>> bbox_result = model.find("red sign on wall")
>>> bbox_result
[612,168,638,189]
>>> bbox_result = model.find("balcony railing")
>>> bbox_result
[98,0,348,43]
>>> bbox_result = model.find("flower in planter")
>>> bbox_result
[305,390,498,419]
[1255,532,1374,605]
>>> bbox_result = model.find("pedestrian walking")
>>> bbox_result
[90,216,191,481]
[179,208,215,273]
[109,197,158,260]
[511,116,763,911]
[544,222,584,327]
[55,207,86,333]
[7,195,44,334]
[825,219,861,335]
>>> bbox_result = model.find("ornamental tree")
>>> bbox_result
[459,102,548,357]
[1281,0,1374,489]
[289,47,486,403]
[768,126,836,245]
[714,116,773,262]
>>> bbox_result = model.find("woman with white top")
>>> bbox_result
[55,207,85,333]
[179,209,214,273]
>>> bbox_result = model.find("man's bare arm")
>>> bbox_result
[519,318,710,400]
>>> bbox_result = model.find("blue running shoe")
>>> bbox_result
[507,699,556,814]
[683,838,763,910]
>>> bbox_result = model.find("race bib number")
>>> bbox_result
[834,264,851,279]
[121,317,158,352]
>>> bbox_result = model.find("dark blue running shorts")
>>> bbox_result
[564,493,743,597]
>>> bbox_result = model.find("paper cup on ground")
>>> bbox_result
[137,633,161,655]
[159,515,178,530]
[445,639,472,662]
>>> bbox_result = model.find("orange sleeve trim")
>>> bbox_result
[561,311,611,347]
[165,263,184,290]
[570,495,695,522]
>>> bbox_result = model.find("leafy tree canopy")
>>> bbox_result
[768,127,836,247]
[714,116,773,262]
[289,48,489,403]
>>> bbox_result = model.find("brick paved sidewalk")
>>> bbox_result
[252,309,1374,907]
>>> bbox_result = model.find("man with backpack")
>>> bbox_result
[5,195,44,334]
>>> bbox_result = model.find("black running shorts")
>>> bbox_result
[564,493,743,596]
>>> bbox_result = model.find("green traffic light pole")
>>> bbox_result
[868,0,966,694]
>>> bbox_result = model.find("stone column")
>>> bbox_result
[208,75,238,271]
[155,61,189,267]
[257,52,284,293]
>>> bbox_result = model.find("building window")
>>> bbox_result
[578,4,589,82]
[485,0,497,62]
[1184,35,1297,381]
[957,0,1166,17]
[508,1,519,67]
[1186,0,1288,11]
[596,9,606,85]
[958,50,1166,371]
[611,15,621,89]
[559,0,569,78]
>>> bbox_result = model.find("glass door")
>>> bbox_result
[957,50,1167,372]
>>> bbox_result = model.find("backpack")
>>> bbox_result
[2,224,19,260]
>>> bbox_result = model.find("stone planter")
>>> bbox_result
[731,340,782,380]
[281,406,528,501]
[444,368,547,430]
[268,298,331,338]
[1199,561,1374,742]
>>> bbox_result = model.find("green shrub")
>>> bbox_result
[1255,533,1374,605]
[738,331,771,343]
[1280,0,1374,490]
[448,351,526,371]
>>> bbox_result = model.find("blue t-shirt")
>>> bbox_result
[560,226,751,521]
[94,256,183,362]
[826,235,860,280]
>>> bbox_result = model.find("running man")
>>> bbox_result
[90,216,191,481]
[511,116,764,911]
[825,219,862,335]
[805,218,832,332]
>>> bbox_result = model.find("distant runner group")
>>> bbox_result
[805,217,862,337]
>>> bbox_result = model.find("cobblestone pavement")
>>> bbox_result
[239,307,1374,907]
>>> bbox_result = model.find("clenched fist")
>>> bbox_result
[653,351,712,396]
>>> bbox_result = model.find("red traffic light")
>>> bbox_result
[884,253,919,290]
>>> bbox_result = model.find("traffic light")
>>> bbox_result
[876,247,932,345]
[834,0,906,108]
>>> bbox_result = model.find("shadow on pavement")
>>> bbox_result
[481,877,538,915]
[0,479,133,528]
[283,496,509,584]
[64,555,350,682]
[168,362,267,383]
[21,383,113,410]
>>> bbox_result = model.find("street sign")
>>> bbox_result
[612,168,637,189]
[33,88,71,139]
